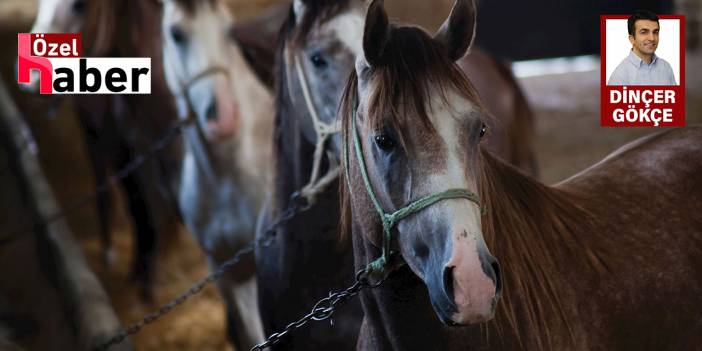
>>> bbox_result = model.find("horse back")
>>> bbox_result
[556,127,702,350]
[561,127,702,201]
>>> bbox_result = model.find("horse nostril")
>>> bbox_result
[491,260,502,298]
[205,101,217,121]
[443,266,455,300]
[479,250,502,298]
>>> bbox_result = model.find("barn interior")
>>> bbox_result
[1,0,701,350]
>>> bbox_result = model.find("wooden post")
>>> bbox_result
[0,74,132,351]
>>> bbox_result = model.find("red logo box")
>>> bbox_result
[600,15,685,127]
[30,33,81,57]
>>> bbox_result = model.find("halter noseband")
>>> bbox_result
[343,97,482,280]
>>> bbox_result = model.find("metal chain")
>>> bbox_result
[0,117,191,246]
[250,268,386,351]
[94,191,310,351]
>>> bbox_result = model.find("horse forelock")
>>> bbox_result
[288,0,353,49]
[82,0,162,57]
[345,23,485,155]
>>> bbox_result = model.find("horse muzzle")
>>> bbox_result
[427,244,502,325]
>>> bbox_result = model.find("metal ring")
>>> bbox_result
[355,268,385,288]
[310,297,334,321]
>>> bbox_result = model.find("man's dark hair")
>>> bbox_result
[628,10,660,36]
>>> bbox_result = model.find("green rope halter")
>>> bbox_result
[344,98,482,280]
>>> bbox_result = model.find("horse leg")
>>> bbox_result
[119,169,156,302]
[81,122,115,267]
[678,317,702,350]
[220,257,265,350]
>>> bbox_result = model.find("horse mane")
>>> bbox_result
[81,0,120,56]
[479,149,611,350]
[341,24,484,151]
[82,0,163,57]
[481,54,538,175]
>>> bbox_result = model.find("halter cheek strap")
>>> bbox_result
[343,98,482,280]
[284,47,343,204]
[175,64,231,183]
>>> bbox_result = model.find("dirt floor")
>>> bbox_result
[1,1,701,351]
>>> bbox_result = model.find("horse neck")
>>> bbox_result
[353,228,477,351]
[479,148,608,350]
[271,42,320,210]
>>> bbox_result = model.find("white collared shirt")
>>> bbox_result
[608,50,677,86]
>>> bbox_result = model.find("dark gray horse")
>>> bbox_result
[255,1,365,349]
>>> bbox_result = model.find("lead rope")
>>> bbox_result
[286,48,342,205]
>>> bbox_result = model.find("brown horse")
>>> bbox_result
[340,0,702,350]
[256,0,538,349]
[255,2,365,349]
[79,0,183,300]
[21,0,183,300]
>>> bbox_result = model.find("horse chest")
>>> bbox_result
[179,151,256,253]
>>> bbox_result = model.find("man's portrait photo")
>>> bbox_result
[606,11,681,86]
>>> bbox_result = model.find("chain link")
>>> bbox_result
[94,191,310,351]
[5,103,361,350]
[0,118,191,246]
[250,268,386,351]
[5,106,372,350]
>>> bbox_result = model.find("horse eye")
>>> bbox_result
[227,26,239,43]
[309,53,328,69]
[374,134,395,151]
[72,0,86,14]
[170,26,187,45]
[480,123,487,138]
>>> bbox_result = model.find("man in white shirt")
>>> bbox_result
[608,10,677,86]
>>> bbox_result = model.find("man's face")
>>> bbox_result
[629,19,660,57]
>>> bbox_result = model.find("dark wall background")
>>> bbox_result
[475,0,674,60]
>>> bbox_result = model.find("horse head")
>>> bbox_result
[161,0,242,141]
[343,0,502,325]
[31,0,86,34]
[280,0,365,154]
[18,0,86,92]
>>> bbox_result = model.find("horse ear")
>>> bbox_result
[363,0,389,67]
[434,0,476,61]
[293,0,307,24]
